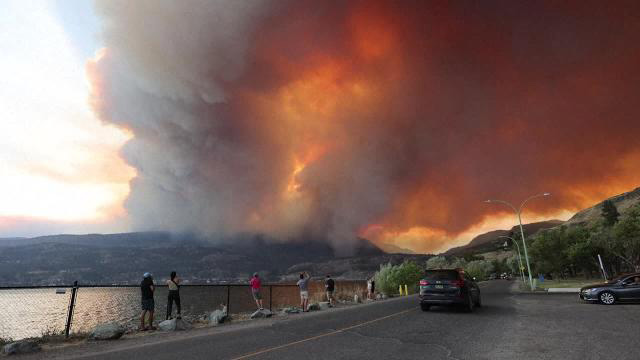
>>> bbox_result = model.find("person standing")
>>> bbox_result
[140,272,156,331]
[325,274,335,307]
[297,272,311,312]
[166,271,181,320]
[250,272,264,310]
[368,278,376,300]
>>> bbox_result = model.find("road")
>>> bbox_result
[29,280,640,360]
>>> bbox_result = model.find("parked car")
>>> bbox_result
[579,273,640,305]
[419,269,481,312]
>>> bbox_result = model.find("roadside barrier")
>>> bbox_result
[0,280,366,341]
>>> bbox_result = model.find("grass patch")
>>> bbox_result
[536,279,602,289]
[0,327,88,348]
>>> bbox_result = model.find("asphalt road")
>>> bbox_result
[30,280,640,360]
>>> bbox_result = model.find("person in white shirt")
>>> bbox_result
[166,271,181,319]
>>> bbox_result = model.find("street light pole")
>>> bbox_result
[485,193,551,291]
[499,235,525,285]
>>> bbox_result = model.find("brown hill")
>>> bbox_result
[443,220,564,256]
[563,187,640,227]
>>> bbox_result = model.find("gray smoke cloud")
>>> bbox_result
[89,0,640,254]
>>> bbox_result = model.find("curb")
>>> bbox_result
[547,288,580,293]
[509,282,580,295]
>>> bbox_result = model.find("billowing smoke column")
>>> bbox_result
[89,0,640,253]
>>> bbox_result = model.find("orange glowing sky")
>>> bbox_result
[3,1,640,254]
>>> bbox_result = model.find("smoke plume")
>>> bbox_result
[89,0,640,253]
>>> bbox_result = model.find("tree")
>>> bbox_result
[612,204,640,271]
[425,256,450,269]
[464,260,494,281]
[491,258,509,274]
[506,254,520,275]
[602,200,621,227]
[449,257,468,270]
[463,254,484,262]
[529,228,570,278]
[374,261,424,295]
[566,235,600,278]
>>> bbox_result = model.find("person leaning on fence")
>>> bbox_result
[297,271,311,312]
[140,272,156,331]
[166,271,181,320]
[250,272,264,310]
[325,274,335,307]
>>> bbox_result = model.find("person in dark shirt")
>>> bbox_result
[140,272,156,331]
[166,271,181,320]
[325,275,335,307]
[368,278,376,300]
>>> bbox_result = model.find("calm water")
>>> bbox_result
[0,285,299,341]
[0,281,365,341]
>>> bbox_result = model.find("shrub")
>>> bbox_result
[374,261,424,295]
[425,256,450,269]
[464,260,494,281]
[0,336,13,347]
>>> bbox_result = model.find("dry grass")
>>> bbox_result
[476,250,514,261]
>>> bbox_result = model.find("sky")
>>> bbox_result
[1,1,639,254]
[0,0,134,236]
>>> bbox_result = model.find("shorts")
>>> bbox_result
[326,290,334,298]
[141,298,155,311]
[300,290,309,300]
[252,290,262,300]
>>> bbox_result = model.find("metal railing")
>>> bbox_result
[0,280,366,341]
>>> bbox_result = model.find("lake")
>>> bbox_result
[0,281,366,341]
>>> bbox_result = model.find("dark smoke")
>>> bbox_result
[89,0,640,253]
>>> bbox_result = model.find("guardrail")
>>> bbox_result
[0,280,366,341]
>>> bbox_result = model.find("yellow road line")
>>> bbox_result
[229,307,416,360]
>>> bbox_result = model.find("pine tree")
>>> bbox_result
[601,200,620,227]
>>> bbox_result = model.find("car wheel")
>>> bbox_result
[464,292,474,312]
[420,303,430,311]
[599,291,616,305]
[475,294,482,308]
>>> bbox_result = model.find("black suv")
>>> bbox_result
[579,273,640,305]
[419,269,481,312]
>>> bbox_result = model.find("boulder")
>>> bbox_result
[3,340,41,355]
[318,302,331,310]
[281,307,301,314]
[158,319,175,331]
[175,318,192,330]
[89,323,125,340]
[250,309,273,319]
[307,303,321,311]
[208,309,228,326]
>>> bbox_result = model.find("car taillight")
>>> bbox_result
[419,280,429,286]
[452,279,465,287]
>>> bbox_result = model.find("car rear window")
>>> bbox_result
[424,270,460,281]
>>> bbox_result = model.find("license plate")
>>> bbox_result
[435,285,444,289]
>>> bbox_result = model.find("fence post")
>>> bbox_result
[269,285,272,311]
[65,281,78,338]
[226,285,230,314]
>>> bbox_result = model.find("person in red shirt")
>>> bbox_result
[250,272,263,310]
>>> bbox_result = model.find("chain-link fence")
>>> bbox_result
[0,280,366,342]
